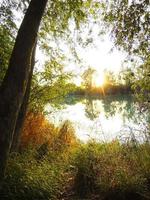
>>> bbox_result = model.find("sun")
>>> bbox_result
[93,72,105,87]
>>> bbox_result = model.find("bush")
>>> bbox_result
[20,112,56,149]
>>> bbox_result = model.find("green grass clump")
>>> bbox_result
[0,149,69,200]
[73,140,150,200]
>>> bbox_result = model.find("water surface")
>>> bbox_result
[46,95,149,142]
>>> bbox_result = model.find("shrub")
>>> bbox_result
[19,112,57,149]
[51,120,77,152]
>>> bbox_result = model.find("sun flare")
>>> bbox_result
[93,72,105,87]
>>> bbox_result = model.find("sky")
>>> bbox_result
[79,39,126,73]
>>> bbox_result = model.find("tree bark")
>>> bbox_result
[11,43,36,152]
[0,0,48,178]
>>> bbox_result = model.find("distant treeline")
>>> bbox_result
[71,84,132,96]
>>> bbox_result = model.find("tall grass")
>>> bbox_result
[0,114,78,200]
[0,149,72,200]
[73,141,150,199]
[0,113,149,200]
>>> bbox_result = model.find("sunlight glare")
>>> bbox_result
[93,72,105,87]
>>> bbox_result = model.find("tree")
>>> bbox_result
[103,0,150,108]
[132,59,150,109]
[0,4,72,150]
[84,98,99,120]
[10,43,36,152]
[0,1,16,84]
[104,70,117,86]
[119,68,135,87]
[0,0,48,178]
[103,0,149,59]
[82,67,95,91]
[29,57,74,112]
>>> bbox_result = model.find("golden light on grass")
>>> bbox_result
[93,72,105,87]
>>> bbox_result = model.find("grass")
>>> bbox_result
[0,149,70,200]
[0,114,150,200]
[73,141,150,199]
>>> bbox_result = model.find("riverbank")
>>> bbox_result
[0,115,149,200]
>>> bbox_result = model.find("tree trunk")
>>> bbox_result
[0,0,48,178]
[11,43,36,152]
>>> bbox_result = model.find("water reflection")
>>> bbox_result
[84,98,100,120]
[46,95,149,142]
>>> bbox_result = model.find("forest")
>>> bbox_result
[0,0,150,199]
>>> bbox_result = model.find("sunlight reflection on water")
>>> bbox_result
[46,96,149,142]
